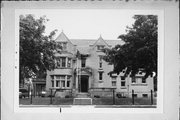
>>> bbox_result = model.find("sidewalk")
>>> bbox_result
[19,104,156,108]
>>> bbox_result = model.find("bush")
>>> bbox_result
[116,93,126,98]
[65,95,71,98]
[94,95,100,98]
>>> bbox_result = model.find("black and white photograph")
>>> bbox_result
[1,1,179,120]
[18,10,158,108]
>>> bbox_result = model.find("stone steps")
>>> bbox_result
[73,98,92,105]
[73,93,92,105]
[76,93,89,98]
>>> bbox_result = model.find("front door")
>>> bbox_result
[80,75,89,92]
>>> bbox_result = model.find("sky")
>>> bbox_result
[20,9,137,40]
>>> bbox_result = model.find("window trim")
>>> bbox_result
[142,94,148,98]
[112,81,116,86]
[67,58,71,68]
[56,80,60,87]
[67,81,70,88]
[142,77,146,83]
[121,81,126,87]
[61,57,66,67]
[97,45,105,51]
[132,77,136,83]
[51,80,54,87]
[99,72,103,80]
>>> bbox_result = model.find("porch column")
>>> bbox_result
[65,75,67,88]
[54,79,56,88]
[65,57,68,68]
[88,76,91,89]
[76,75,78,90]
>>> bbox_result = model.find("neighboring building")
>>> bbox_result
[32,78,46,96]
[46,32,154,98]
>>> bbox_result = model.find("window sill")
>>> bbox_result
[98,69,104,72]
[120,87,126,89]
[98,80,103,83]
[131,83,148,86]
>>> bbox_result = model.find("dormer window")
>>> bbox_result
[59,42,67,51]
[99,56,103,68]
[81,58,86,68]
[97,45,105,51]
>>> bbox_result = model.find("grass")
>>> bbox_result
[93,97,156,105]
[20,96,156,106]
[19,97,73,105]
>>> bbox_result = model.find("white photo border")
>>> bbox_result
[1,1,179,120]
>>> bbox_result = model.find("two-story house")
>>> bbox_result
[46,31,154,98]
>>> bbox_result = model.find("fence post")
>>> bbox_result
[50,89,52,104]
[113,89,115,105]
[132,90,134,105]
[151,90,153,105]
[30,90,32,104]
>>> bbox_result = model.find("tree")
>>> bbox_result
[20,14,60,85]
[103,15,157,78]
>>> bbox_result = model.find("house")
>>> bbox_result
[46,32,154,98]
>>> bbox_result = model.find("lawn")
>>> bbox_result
[20,97,156,106]
[93,97,156,105]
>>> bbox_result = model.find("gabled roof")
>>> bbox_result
[55,31,70,43]
[54,32,124,50]
[70,39,124,48]
[76,46,90,55]
[92,35,111,48]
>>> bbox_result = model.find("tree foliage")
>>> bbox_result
[103,15,157,78]
[20,14,60,84]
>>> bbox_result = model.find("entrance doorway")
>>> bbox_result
[80,75,89,92]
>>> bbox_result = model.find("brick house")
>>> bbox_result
[46,32,154,98]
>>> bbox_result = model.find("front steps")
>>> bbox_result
[76,93,89,98]
[73,93,92,105]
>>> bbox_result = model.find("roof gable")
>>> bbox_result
[92,35,111,48]
[55,31,70,43]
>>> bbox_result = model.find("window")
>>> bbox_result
[81,58,86,67]
[56,75,61,79]
[60,76,65,80]
[63,43,67,50]
[99,72,103,80]
[99,62,102,68]
[67,76,71,87]
[73,60,76,64]
[99,56,103,68]
[121,81,126,86]
[61,81,65,88]
[112,77,116,81]
[133,94,137,98]
[112,81,116,86]
[142,77,146,83]
[67,58,71,68]
[121,76,125,80]
[56,81,60,87]
[55,75,65,88]
[97,45,104,50]
[62,57,66,67]
[56,57,67,68]
[142,94,148,98]
[56,58,61,68]
[67,81,70,87]
[132,77,136,83]
[60,42,67,51]
[52,81,54,87]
